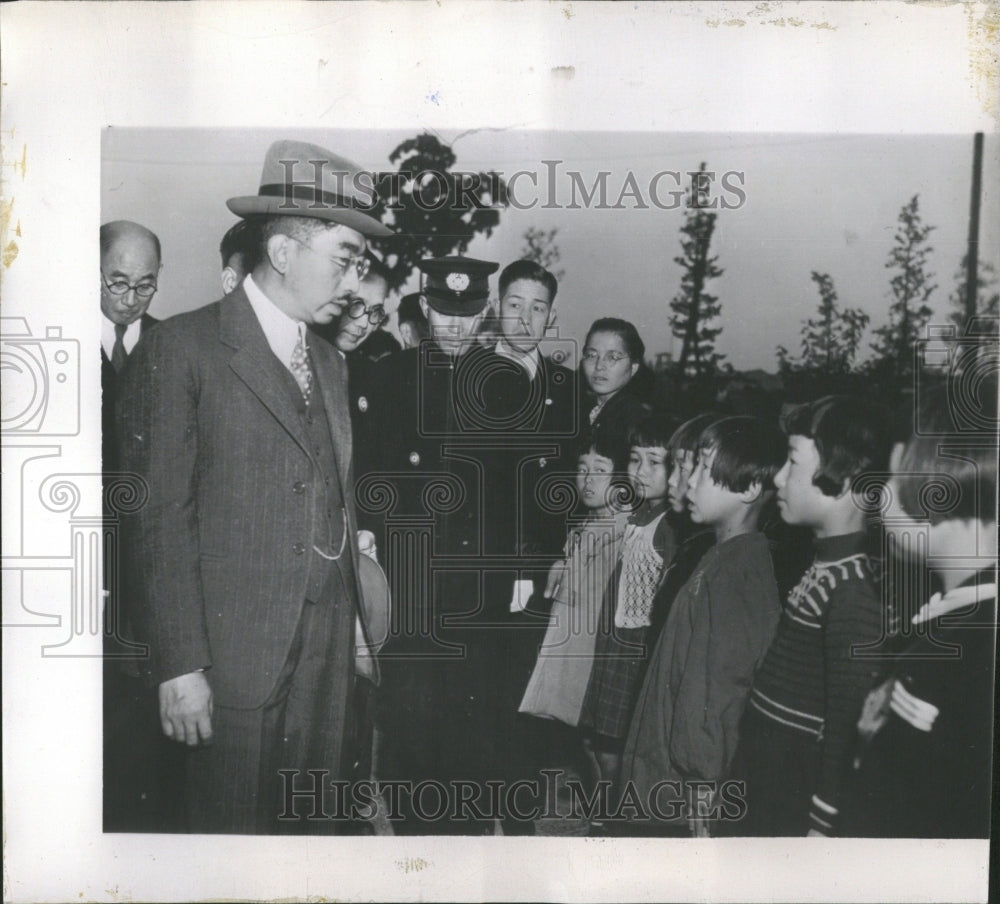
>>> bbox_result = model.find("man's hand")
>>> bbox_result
[159,671,213,746]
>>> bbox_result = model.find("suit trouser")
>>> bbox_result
[185,564,355,834]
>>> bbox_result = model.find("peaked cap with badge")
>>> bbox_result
[418,256,499,316]
[227,139,392,237]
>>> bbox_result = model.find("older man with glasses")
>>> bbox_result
[100,219,161,471]
[101,218,187,833]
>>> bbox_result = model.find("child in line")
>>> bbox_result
[648,413,720,641]
[578,413,677,788]
[519,431,632,731]
[841,378,997,838]
[733,396,890,836]
[620,416,785,836]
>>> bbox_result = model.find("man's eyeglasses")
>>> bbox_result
[290,237,370,281]
[102,273,158,300]
[345,298,389,327]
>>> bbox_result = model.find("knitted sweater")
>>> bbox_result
[748,531,884,834]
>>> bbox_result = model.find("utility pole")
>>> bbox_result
[965,132,983,324]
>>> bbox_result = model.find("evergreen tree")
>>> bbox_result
[869,195,937,384]
[669,163,725,381]
[778,271,869,374]
[367,133,507,293]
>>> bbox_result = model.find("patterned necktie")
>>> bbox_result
[111,323,128,374]
[290,323,313,402]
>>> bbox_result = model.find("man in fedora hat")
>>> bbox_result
[118,140,391,834]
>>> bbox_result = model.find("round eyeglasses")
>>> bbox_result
[102,273,158,300]
[345,298,389,327]
[290,237,370,281]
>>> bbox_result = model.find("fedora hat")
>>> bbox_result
[227,140,392,237]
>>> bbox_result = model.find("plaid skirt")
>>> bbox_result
[578,624,651,740]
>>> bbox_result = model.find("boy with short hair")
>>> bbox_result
[620,416,785,836]
[733,396,890,836]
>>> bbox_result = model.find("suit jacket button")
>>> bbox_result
[292,542,306,555]
[292,481,306,494]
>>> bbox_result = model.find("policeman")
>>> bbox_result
[363,256,495,833]
[365,256,580,834]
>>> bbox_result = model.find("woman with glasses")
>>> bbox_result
[579,317,655,445]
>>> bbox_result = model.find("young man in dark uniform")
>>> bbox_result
[475,259,580,830]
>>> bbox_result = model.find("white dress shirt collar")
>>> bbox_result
[101,313,143,361]
[244,274,305,375]
[494,338,540,381]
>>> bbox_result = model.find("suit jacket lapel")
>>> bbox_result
[309,335,352,490]
[220,288,310,455]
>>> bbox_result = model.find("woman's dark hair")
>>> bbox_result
[584,317,645,362]
[582,317,655,403]
[698,415,786,493]
[894,378,997,525]
[781,395,890,497]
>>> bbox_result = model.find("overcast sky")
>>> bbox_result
[103,128,998,372]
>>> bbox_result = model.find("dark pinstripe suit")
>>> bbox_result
[118,287,369,832]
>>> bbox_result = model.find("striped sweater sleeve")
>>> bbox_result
[810,567,884,835]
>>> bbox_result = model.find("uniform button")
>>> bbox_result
[409,451,421,466]
[292,481,305,494]
[358,396,368,412]
[538,457,548,468]
[545,398,552,406]
[292,542,306,555]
